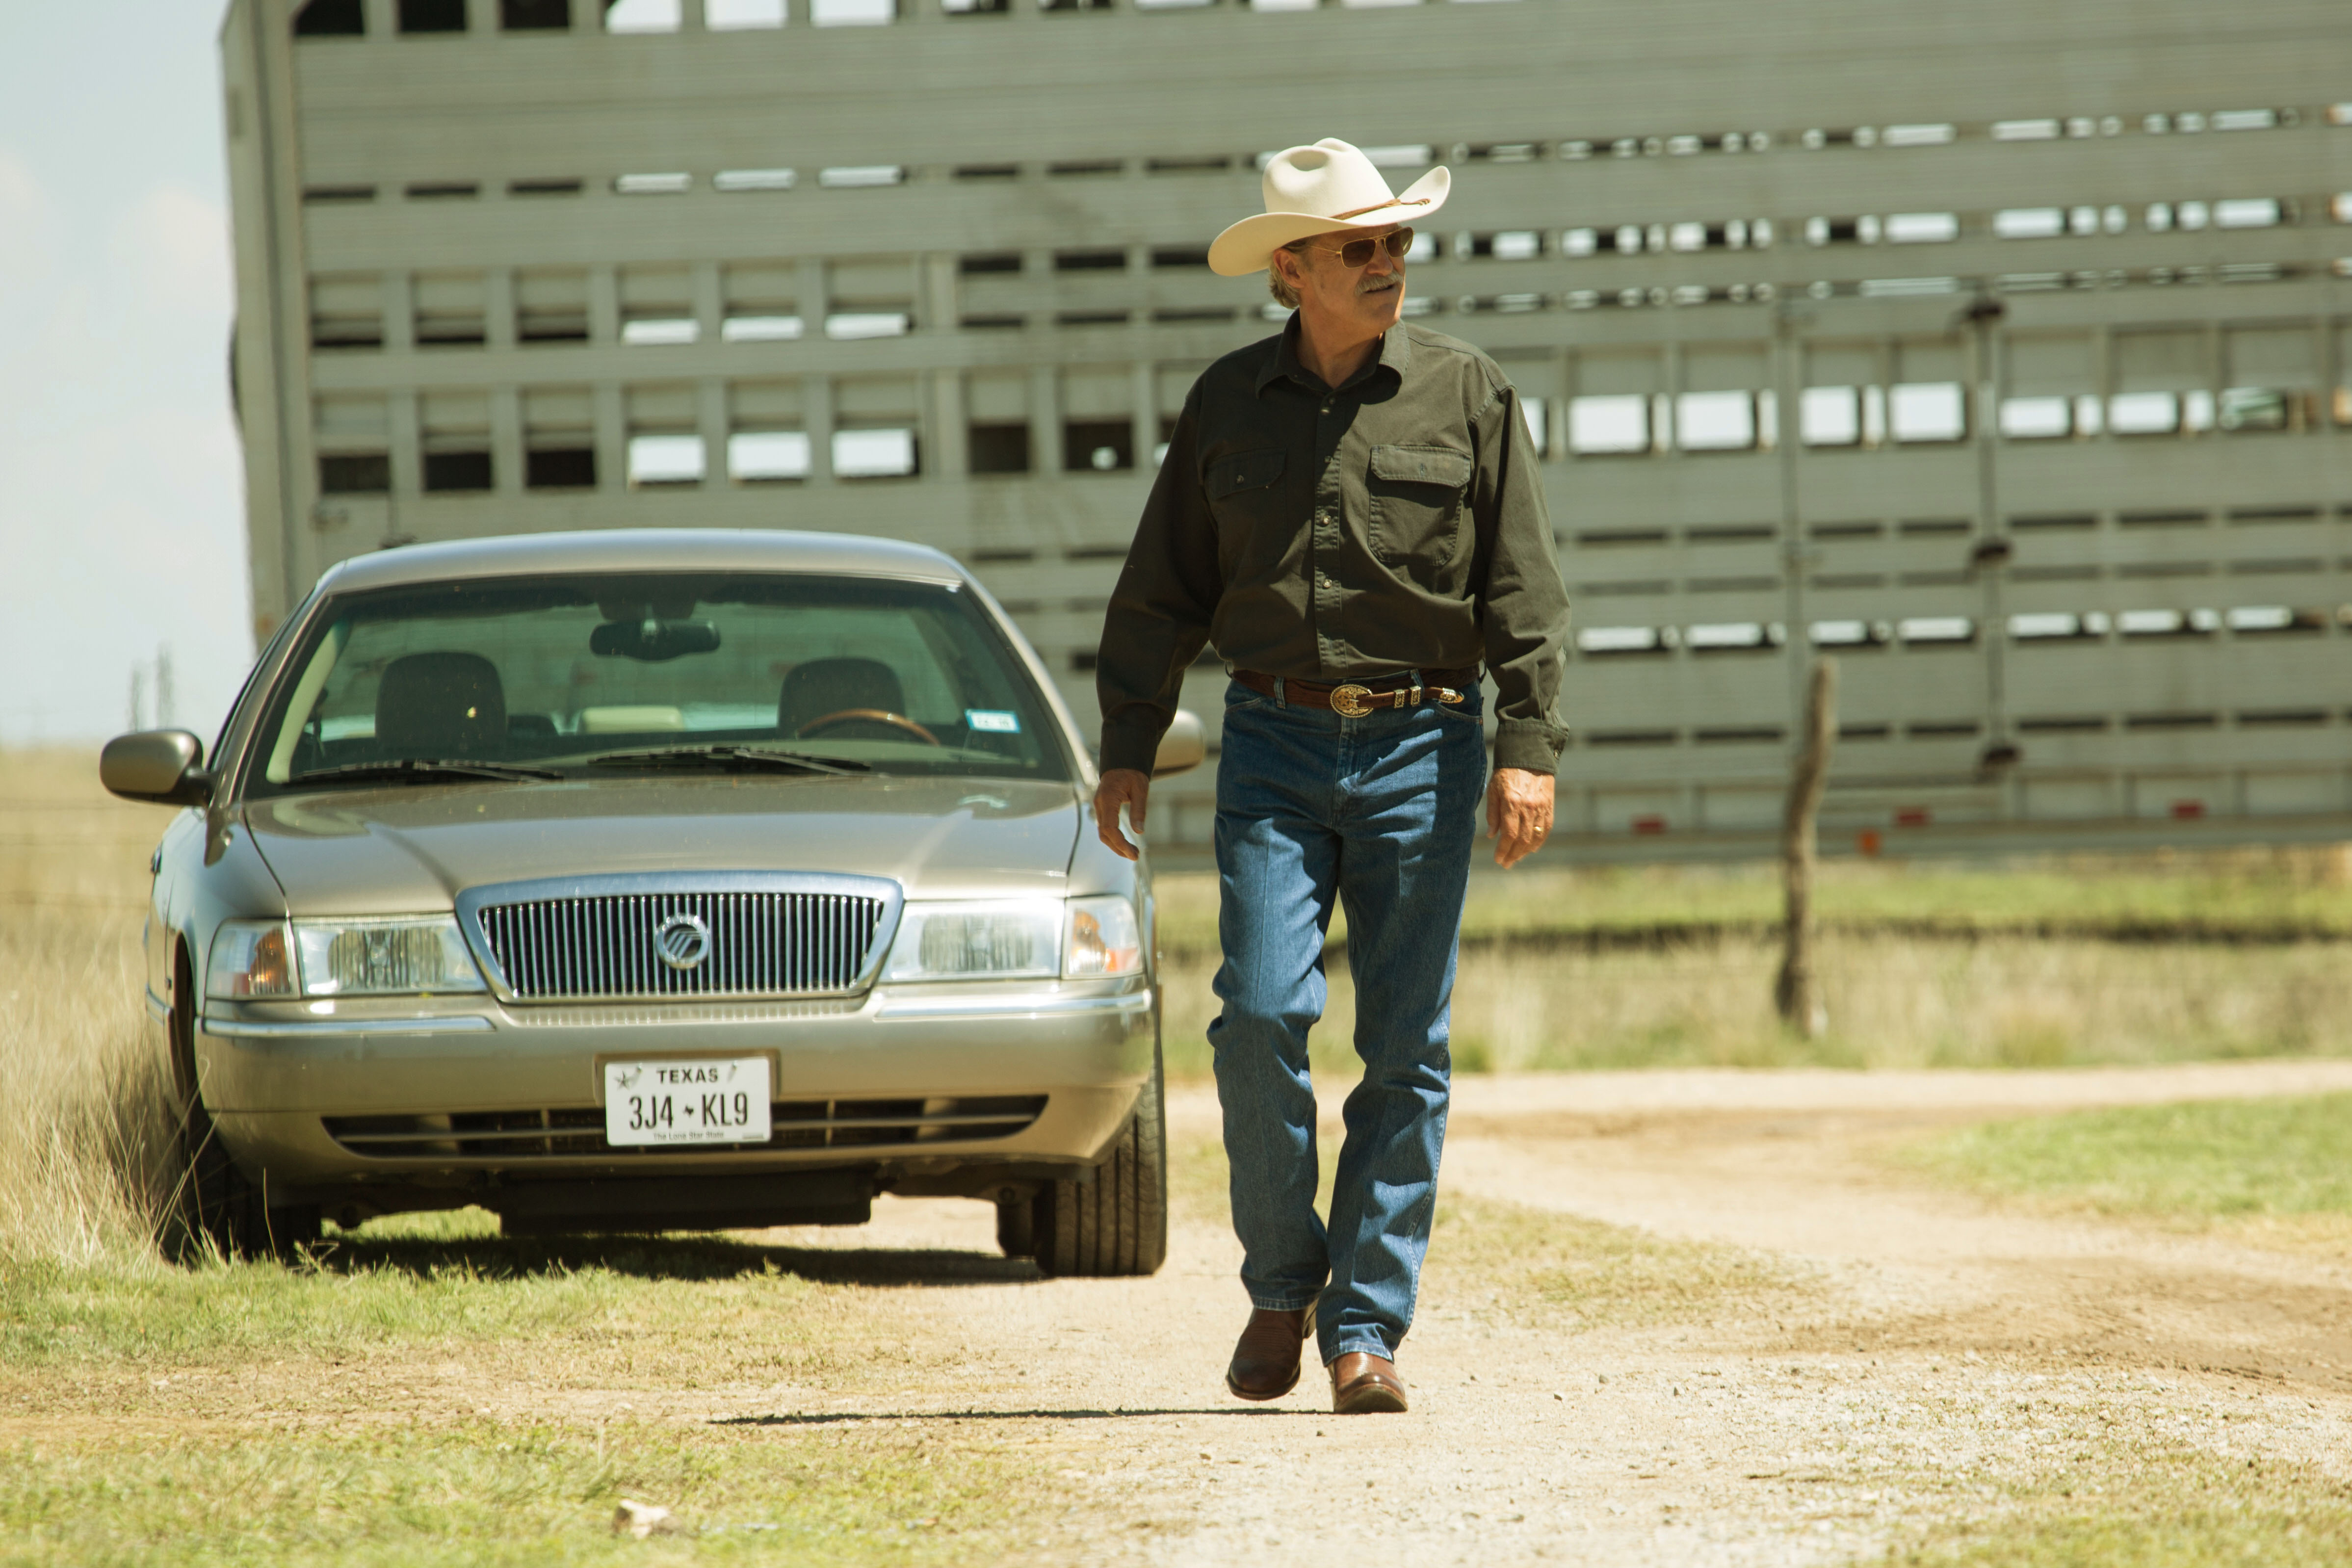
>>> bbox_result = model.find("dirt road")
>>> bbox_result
[707,1060,2352,1565]
[23,1060,2352,1562]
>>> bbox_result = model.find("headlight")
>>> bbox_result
[1064,895,1143,977]
[883,901,1061,982]
[207,920,295,998]
[291,916,487,996]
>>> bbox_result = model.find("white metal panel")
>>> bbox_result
[833,375,921,421]
[521,387,593,431]
[2008,334,2093,395]
[624,383,696,428]
[314,392,388,446]
[225,0,2352,857]
[1574,350,1661,395]
[2226,325,2320,389]
[1061,366,1132,417]
[729,379,804,425]
[1683,344,1768,391]
[966,371,1026,420]
[2113,330,2210,392]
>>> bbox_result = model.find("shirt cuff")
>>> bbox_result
[1098,717,1168,777]
[1491,718,1568,775]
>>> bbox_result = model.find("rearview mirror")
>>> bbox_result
[100,730,211,807]
[1151,710,1206,779]
[590,618,723,662]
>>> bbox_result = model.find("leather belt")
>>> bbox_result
[1233,667,1477,717]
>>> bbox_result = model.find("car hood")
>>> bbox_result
[243,776,1081,916]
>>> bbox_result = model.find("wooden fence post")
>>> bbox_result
[1776,659,1839,1037]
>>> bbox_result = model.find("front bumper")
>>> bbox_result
[198,978,1155,1190]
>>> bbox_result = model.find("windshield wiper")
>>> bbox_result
[290,759,568,786]
[584,744,871,777]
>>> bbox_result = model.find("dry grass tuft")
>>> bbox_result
[1423,1188,1814,1332]
[1151,855,2352,1080]
[0,749,179,1267]
[1158,934,2352,1080]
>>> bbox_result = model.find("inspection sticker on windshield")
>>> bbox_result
[603,1057,772,1148]
[965,709,1021,733]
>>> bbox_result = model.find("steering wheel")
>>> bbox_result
[795,708,941,746]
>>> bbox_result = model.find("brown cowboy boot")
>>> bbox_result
[1225,1306,1311,1401]
[1330,1351,1408,1414]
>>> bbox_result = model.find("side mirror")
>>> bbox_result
[100,730,211,807]
[1151,710,1207,779]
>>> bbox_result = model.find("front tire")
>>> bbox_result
[163,951,319,1263]
[995,1192,1037,1259]
[1031,1045,1167,1278]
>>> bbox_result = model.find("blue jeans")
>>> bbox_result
[1208,676,1488,1366]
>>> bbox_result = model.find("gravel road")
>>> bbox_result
[721,1060,2352,1565]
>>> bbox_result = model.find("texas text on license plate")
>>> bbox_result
[602,1057,773,1148]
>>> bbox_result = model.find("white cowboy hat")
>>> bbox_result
[1206,138,1451,278]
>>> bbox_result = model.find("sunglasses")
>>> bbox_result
[1296,228,1415,269]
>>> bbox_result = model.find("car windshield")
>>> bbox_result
[243,571,1071,794]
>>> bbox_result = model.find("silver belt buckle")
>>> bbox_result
[1329,683,1375,718]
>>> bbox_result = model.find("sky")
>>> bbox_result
[0,3,251,747]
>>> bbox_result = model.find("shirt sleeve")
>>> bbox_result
[1095,384,1222,775]
[1469,378,1573,774]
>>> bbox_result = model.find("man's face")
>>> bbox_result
[1280,224,1405,340]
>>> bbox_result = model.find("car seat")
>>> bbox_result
[779,658,906,736]
[376,652,508,757]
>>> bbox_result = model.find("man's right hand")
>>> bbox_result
[1094,768,1151,861]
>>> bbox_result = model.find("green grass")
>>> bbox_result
[1902,1094,2352,1225]
[1898,1510,2352,1568]
[0,1419,1033,1567]
[1151,846,2352,960]
[0,1218,888,1375]
[1891,1447,2352,1567]
[3,1136,1805,1568]
[0,1211,1065,1565]
[1457,852,2352,946]
[1422,1189,1810,1330]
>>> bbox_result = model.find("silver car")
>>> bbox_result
[102,529,1201,1273]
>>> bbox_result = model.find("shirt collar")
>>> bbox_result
[1256,314,1411,396]
[1377,321,1414,380]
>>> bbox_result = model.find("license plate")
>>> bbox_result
[603,1057,772,1148]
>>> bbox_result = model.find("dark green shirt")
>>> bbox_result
[1096,317,1572,775]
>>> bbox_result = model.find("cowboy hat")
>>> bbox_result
[1206,138,1451,277]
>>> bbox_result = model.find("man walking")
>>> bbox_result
[1093,139,1571,1414]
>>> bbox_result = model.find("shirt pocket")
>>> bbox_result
[1367,443,1474,572]
[1203,448,1291,549]
[1206,449,1286,503]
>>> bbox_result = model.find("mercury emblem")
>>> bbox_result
[654,911,712,971]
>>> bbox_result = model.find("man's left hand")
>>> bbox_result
[1485,768,1554,868]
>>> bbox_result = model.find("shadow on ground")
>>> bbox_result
[717,1407,1298,1426]
[303,1232,1040,1287]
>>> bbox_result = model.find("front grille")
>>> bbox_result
[323,1096,1048,1159]
[475,891,887,1000]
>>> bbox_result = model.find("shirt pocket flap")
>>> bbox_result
[1370,444,1473,488]
[1207,449,1285,499]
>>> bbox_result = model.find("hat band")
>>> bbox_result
[1326,195,1432,222]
